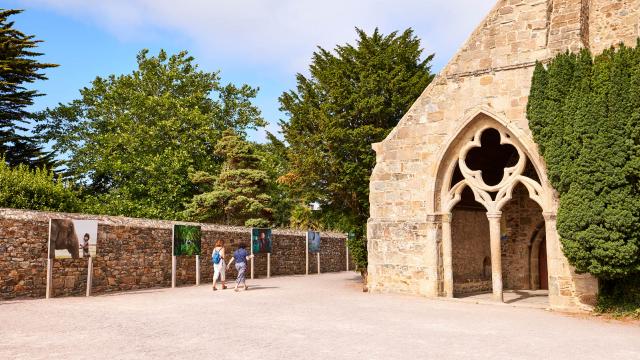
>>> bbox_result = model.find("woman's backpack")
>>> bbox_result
[212,249,221,264]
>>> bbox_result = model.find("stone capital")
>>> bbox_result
[486,212,502,220]
[542,212,557,221]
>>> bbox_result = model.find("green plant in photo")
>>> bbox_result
[174,225,201,256]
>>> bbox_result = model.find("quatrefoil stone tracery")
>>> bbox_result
[444,127,545,213]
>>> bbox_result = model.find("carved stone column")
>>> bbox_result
[441,213,453,297]
[543,212,560,301]
[487,212,503,302]
[425,214,442,297]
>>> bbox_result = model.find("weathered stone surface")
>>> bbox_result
[0,208,354,300]
[368,0,635,311]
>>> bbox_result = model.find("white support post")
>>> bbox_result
[346,241,349,271]
[195,255,200,286]
[46,257,53,299]
[267,253,271,278]
[305,234,309,275]
[317,252,320,275]
[171,256,176,288]
[250,232,255,280]
[46,219,53,299]
[86,257,93,297]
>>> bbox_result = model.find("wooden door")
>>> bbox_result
[539,238,548,290]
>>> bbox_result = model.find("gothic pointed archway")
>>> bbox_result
[432,110,554,302]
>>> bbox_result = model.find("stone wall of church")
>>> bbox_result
[451,209,491,296]
[589,0,640,55]
[501,186,545,290]
[367,0,634,311]
[451,209,490,283]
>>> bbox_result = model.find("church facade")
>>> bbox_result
[367,0,640,311]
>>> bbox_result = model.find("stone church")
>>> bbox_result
[367,0,640,311]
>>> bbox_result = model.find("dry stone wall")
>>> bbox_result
[0,208,353,300]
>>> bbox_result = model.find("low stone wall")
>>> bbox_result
[0,208,353,300]
[454,279,492,296]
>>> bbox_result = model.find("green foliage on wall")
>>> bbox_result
[527,43,640,283]
[0,160,78,212]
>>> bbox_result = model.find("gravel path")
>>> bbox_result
[1,272,638,360]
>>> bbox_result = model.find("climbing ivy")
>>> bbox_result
[527,41,640,309]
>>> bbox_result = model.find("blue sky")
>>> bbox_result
[5,0,495,142]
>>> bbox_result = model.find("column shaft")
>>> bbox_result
[442,213,453,298]
[487,212,503,302]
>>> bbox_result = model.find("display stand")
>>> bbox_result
[195,255,200,285]
[86,257,93,297]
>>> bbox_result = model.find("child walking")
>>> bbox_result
[226,243,254,291]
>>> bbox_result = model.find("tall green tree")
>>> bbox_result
[528,43,640,311]
[184,130,272,227]
[279,27,434,237]
[38,50,265,219]
[0,9,57,167]
[254,132,295,228]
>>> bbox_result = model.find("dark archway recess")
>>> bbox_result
[465,128,519,186]
[451,186,491,296]
[539,239,548,290]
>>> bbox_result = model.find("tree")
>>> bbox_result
[0,159,78,212]
[184,130,272,227]
[0,9,57,167]
[279,28,434,255]
[527,43,640,311]
[37,50,265,219]
[254,132,295,228]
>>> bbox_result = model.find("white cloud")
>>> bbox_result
[26,0,496,73]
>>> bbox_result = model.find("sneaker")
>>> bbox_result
[212,287,217,291]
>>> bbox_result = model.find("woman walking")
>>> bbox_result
[211,240,227,291]
[226,243,254,291]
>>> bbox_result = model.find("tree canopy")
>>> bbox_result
[37,49,265,219]
[184,130,272,227]
[279,28,434,238]
[0,9,57,168]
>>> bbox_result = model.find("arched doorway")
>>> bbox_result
[435,113,552,302]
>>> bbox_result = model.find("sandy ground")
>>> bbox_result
[1,272,639,360]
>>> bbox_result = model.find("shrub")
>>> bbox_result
[0,160,79,212]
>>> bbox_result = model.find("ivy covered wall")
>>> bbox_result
[527,41,640,311]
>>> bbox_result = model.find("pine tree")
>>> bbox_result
[279,28,434,235]
[184,130,272,227]
[0,9,57,167]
